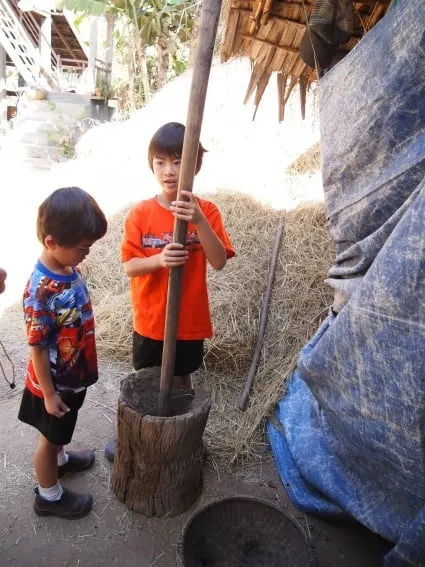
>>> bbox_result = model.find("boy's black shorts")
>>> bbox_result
[133,331,204,375]
[18,388,86,446]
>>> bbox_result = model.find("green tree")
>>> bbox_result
[65,0,198,109]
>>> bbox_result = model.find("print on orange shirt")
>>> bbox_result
[142,230,200,249]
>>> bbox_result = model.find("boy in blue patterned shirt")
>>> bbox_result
[18,187,107,519]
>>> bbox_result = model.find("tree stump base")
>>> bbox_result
[112,367,211,517]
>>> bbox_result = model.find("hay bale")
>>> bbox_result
[286,142,321,176]
[82,209,132,360]
[205,192,282,375]
[200,200,334,461]
[82,190,334,462]
[82,208,129,303]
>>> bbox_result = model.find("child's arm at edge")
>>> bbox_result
[30,346,70,417]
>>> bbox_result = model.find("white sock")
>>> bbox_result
[57,448,69,467]
[38,482,63,502]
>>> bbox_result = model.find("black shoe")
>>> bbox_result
[105,439,116,463]
[58,450,95,477]
[34,487,93,519]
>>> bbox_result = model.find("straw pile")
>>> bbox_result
[286,141,321,176]
[82,208,133,358]
[82,190,334,462]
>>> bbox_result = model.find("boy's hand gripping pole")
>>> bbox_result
[158,0,223,417]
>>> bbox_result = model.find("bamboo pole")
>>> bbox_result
[158,0,223,417]
[238,217,284,411]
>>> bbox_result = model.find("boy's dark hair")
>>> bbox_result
[148,122,206,175]
[37,187,107,247]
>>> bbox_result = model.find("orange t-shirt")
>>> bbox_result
[121,196,235,340]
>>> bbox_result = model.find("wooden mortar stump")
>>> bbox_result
[112,367,211,517]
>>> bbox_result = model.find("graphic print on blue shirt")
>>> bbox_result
[24,262,98,395]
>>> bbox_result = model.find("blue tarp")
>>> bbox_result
[268,1,425,565]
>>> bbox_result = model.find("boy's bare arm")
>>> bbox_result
[171,191,227,270]
[195,215,227,270]
[30,346,70,417]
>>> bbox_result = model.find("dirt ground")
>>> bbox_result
[0,310,392,567]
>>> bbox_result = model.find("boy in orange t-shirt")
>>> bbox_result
[105,122,235,462]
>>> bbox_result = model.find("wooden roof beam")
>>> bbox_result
[242,34,299,54]
[233,7,307,27]
[52,20,79,61]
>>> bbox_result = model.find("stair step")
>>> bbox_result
[14,112,80,126]
[19,132,60,146]
[20,142,66,161]
[47,92,89,106]
[16,98,89,123]
[21,143,50,159]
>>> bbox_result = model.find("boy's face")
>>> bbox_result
[45,237,95,268]
[152,155,181,199]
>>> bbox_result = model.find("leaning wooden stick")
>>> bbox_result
[238,217,284,411]
[158,0,223,417]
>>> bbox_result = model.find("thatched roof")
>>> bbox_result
[221,0,392,120]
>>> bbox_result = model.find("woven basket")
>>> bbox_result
[176,496,316,567]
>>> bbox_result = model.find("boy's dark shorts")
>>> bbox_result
[133,331,204,375]
[18,388,86,446]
